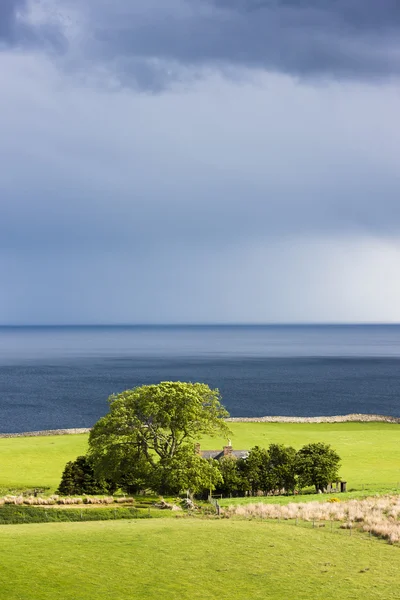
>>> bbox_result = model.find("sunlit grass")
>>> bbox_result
[1,518,400,600]
[1,422,400,493]
[206,421,400,491]
[225,495,400,544]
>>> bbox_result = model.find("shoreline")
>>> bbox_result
[1,413,399,438]
[226,413,400,424]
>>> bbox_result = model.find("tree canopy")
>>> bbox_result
[296,442,341,492]
[214,443,340,497]
[152,446,223,496]
[234,444,297,496]
[88,381,230,495]
[57,382,342,499]
[266,444,297,494]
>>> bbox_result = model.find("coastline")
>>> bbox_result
[226,413,400,423]
[0,428,91,439]
[1,413,399,438]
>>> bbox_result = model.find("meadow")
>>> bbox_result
[1,422,400,599]
[1,421,400,493]
[0,518,399,600]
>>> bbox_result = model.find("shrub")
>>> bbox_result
[57,456,116,496]
[0,505,149,525]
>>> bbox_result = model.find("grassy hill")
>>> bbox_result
[2,423,400,599]
[1,422,400,493]
[1,518,399,600]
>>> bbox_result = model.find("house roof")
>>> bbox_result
[202,450,249,460]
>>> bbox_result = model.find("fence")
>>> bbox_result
[208,495,221,515]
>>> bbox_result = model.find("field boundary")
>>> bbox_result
[0,428,91,439]
[1,413,400,438]
[226,413,400,423]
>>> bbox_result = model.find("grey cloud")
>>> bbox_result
[1,52,400,260]
[62,0,400,88]
[0,46,400,323]
[0,0,26,43]
[0,0,65,51]
[2,1,400,89]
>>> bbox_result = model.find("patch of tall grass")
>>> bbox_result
[225,495,400,544]
[0,495,135,506]
[0,504,150,525]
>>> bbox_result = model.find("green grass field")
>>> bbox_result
[1,422,400,493]
[2,423,400,599]
[218,422,400,490]
[0,518,399,600]
[0,434,88,492]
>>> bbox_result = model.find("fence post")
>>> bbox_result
[208,495,220,516]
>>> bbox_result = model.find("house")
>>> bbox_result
[195,440,249,461]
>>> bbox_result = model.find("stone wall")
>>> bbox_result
[1,413,399,438]
[226,413,400,424]
[0,428,91,439]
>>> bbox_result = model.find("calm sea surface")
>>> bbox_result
[1,325,400,433]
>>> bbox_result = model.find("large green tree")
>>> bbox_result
[296,442,341,493]
[88,381,230,493]
[266,444,297,494]
[238,446,270,495]
[152,446,223,496]
[216,456,243,497]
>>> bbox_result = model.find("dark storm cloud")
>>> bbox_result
[0,0,65,51]
[2,1,400,88]
[0,0,25,42]
[68,0,400,85]
[1,49,400,258]
[1,4,400,323]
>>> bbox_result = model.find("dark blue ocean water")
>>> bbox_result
[1,325,400,433]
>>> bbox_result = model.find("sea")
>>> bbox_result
[1,324,400,434]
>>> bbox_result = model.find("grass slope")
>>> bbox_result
[208,422,400,490]
[0,434,88,491]
[0,518,399,600]
[1,422,400,492]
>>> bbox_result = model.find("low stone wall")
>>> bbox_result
[1,413,399,438]
[226,413,400,424]
[0,428,91,439]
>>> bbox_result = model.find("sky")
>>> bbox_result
[1,0,400,324]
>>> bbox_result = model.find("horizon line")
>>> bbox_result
[1,322,400,328]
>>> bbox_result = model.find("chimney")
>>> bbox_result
[223,440,233,457]
[195,443,201,455]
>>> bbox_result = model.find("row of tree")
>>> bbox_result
[57,382,341,497]
[215,442,340,496]
[58,441,341,497]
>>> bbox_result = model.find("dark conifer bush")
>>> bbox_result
[57,456,116,495]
